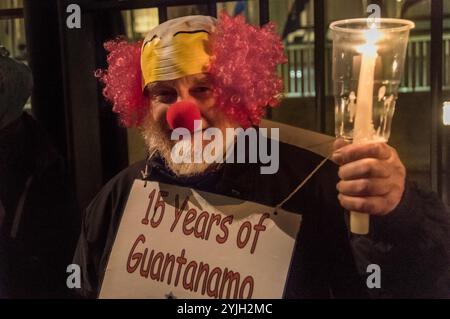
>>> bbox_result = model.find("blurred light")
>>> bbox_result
[290,70,303,78]
[134,9,159,35]
[444,102,450,126]
[392,60,398,73]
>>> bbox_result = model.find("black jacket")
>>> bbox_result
[73,141,450,298]
[0,113,80,298]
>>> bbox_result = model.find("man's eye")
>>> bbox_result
[153,91,176,103]
[192,87,212,94]
[159,91,174,96]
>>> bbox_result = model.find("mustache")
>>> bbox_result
[140,115,215,177]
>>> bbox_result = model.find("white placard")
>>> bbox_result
[99,180,302,299]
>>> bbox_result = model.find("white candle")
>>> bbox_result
[354,49,376,142]
[350,27,381,235]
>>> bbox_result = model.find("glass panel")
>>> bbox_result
[167,4,208,19]
[217,1,260,25]
[269,0,316,130]
[121,8,159,41]
[0,0,22,9]
[0,11,29,110]
[0,18,26,61]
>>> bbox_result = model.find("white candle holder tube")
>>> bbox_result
[330,18,414,235]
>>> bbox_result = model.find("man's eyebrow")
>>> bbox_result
[193,75,212,85]
[146,81,175,92]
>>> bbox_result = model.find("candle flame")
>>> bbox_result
[356,26,382,57]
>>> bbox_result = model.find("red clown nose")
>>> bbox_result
[166,101,202,133]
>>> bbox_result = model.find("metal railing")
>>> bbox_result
[281,34,450,97]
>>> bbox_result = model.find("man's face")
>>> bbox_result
[141,73,238,176]
[149,73,234,135]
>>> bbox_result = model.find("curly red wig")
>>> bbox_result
[96,13,286,128]
[95,38,148,127]
[210,12,287,127]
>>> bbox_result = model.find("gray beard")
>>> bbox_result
[140,115,217,177]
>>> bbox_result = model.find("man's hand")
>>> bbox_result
[331,139,406,216]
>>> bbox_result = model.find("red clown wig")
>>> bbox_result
[95,12,286,128]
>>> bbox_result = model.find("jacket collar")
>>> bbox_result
[146,151,259,201]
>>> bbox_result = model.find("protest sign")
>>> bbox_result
[99,180,302,299]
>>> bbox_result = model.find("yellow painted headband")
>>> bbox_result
[141,15,216,88]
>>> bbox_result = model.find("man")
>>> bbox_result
[0,48,80,298]
[74,14,450,298]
